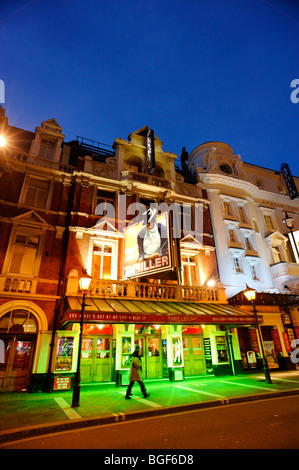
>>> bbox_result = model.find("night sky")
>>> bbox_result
[1,0,299,175]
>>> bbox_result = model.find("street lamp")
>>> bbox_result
[243,284,272,384]
[0,136,6,147]
[71,273,92,408]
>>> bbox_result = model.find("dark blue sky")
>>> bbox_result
[1,0,299,175]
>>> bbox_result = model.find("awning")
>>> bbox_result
[61,297,263,327]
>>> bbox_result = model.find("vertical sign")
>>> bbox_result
[147,128,155,174]
[249,328,260,354]
[203,338,213,373]
[281,163,298,200]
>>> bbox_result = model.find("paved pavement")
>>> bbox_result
[1,370,299,445]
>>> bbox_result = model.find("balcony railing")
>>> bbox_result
[66,275,226,303]
[121,170,173,189]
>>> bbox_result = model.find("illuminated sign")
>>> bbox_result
[124,211,171,278]
[147,128,155,174]
[53,377,72,391]
[289,230,299,263]
[281,162,298,200]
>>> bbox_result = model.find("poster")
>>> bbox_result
[263,341,279,369]
[55,337,74,371]
[124,211,171,278]
[172,336,182,365]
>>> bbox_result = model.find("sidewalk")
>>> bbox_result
[1,370,299,445]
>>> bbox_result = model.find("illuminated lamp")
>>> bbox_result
[243,284,256,302]
[282,211,294,230]
[0,136,6,147]
[207,279,215,287]
[79,275,92,292]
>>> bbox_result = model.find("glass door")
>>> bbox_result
[81,335,112,383]
[183,335,206,376]
[81,337,94,383]
[134,336,162,379]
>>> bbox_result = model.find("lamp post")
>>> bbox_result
[243,284,272,384]
[71,274,92,408]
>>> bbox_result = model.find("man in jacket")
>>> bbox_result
[125,345,150,399]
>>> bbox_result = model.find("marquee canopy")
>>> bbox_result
[61,297,262,327]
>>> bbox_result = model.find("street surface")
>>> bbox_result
[1,395,299,450]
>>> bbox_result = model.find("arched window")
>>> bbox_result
[125,158,142,173]
[0,310,38,334]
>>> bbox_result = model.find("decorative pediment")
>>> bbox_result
[93,219,121,234]
[11,210,50,228]
[265,231,288,246]
[41,118,62,131]
[72,220,123,239]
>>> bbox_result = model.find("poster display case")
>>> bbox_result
[55,336,74,371]
[215,335,228,363]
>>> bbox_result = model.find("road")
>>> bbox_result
[1,395,299,450]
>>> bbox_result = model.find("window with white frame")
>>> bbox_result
[181,253,199,286]
[238,205,247,224]
[228,228,236,243]
[223,201,232,218]
[6,233,42,276]
[92,241,117,280]
[264,214,274,231]
[21,176,51,209]
[244,236,253,251]
[233,256,242,273]
[272,246,282,264]
[250,264,258,280]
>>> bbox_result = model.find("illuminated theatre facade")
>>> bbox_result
[42,126,262,388]
[0,105,298,392]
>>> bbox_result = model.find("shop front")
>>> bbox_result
[51,297,262,388]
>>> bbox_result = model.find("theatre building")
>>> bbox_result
[35,126,260,390]
[188,141,299,372]
[0,108,262,392]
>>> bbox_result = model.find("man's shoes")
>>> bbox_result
[143,393,150,398]
[125,395,131,399]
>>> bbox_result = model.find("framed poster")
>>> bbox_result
[124,211,171,278]
[55,337,74,371]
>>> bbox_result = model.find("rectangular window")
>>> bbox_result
[92,243,113,280]
[223,202,232,217]
[38,139,55,160]
[8,235,40,275]
[182,254,198,286]
[272,246,282,264]
[250,264,258,280]
[238,206,246,224]
[95,190,115,216]
[22,177,50,208]
[245,237,253,251]
[264,215,274,231]
[233,256,241,273]
[228,229,236,243]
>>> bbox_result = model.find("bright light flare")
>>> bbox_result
[0,136,6,147]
